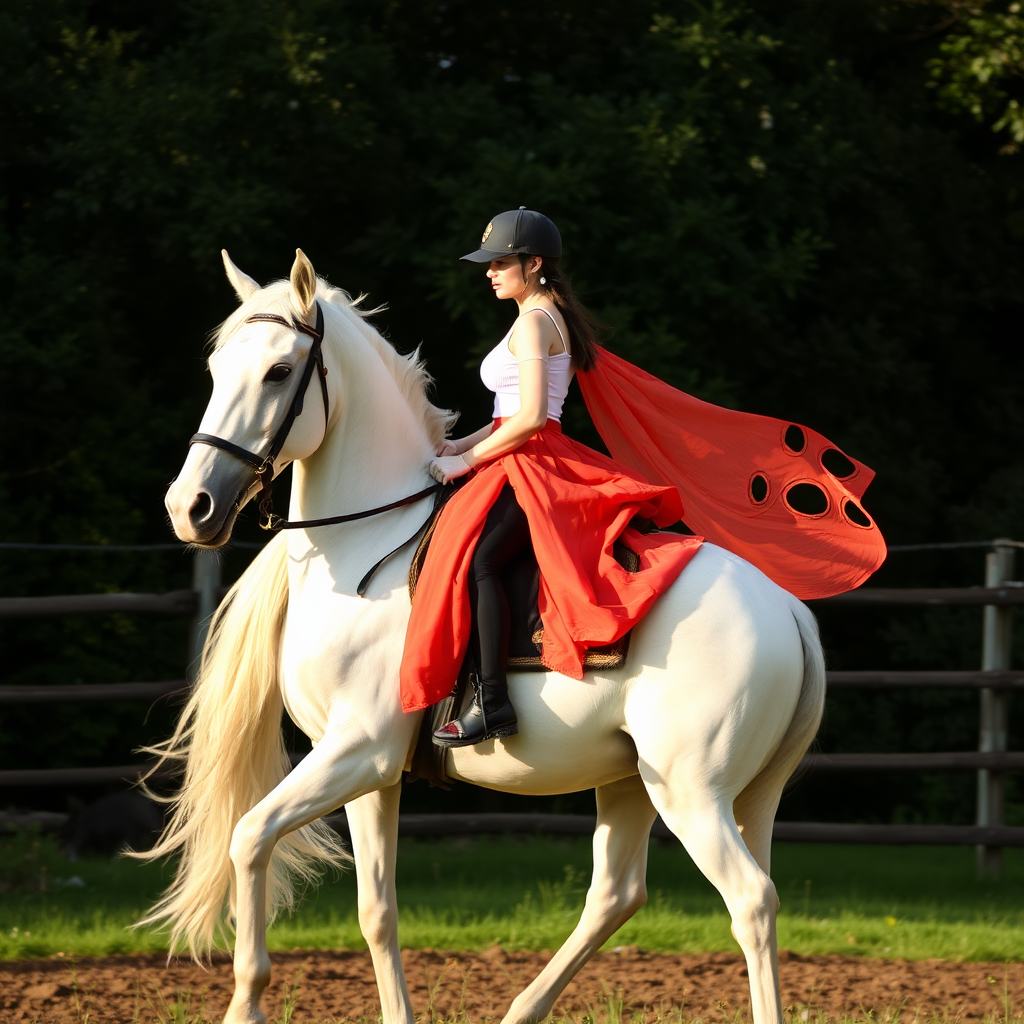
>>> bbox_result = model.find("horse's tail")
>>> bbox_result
[132,533,349,961]
[734,593,826,850]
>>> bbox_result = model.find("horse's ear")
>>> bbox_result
[290,248,317,317]
[221,250,260,302]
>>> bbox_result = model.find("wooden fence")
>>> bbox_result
[1,540,1021,874]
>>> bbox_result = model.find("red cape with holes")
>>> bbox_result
[399,346,886,713]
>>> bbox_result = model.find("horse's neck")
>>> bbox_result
[287,326,435,585]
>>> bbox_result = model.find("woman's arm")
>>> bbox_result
[428,314,551,483]
[463,318,549,466]
[438,422,495,457]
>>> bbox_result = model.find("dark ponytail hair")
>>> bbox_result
[518,254,603,372]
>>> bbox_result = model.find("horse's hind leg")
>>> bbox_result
[503,774,657,1024]
[344,783,414,1024]
[733,767,788,877]
[640,772,783,1024]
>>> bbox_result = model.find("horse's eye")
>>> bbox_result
[264,363,292,383]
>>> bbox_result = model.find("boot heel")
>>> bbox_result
[486,723,519,740]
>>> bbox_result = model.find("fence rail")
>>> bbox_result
[0,680,188,704]
[0,590,201,617]
[0,763,172,787]
[6,808,1022,849]
[810,586,1024,606]
[276,813,1024,848]
[6,746,1024,788]
[803,751,1024,770]
[826,669,1024,689]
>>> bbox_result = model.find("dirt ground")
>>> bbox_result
[2,947,1022,1023]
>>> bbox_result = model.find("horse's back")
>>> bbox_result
[448,543,809,797]
[628,541,804,690]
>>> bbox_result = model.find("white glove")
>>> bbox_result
[429,454,473,484]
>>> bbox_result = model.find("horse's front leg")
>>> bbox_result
[345,783,413,1024]
[224,724,407,1024]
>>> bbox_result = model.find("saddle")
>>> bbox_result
[405,490,645,788]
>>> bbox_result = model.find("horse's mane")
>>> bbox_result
[210,278,455,450]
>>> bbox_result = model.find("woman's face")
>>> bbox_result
[486,256,541,300]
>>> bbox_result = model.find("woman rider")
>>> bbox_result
[413,208,699,747]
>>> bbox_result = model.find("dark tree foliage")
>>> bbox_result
[1,0,1020,821]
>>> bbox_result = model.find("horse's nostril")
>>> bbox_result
[190,491,213,524]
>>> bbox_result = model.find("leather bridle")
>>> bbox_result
[188,300,441,535]
[189,302,331,530]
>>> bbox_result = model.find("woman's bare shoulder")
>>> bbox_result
[510,305,570,357]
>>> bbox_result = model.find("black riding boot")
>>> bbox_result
[432,673,518,747]
[433,484,525,748]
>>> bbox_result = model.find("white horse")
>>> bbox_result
[148,249,825,1024]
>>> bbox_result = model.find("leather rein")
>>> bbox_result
[188,300,442,535]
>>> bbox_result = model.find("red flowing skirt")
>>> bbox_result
[399,421,703,712]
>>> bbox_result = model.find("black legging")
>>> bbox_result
[467,484,531,688]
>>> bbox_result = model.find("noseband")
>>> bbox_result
[189,302,330,530]
[188,300,442,535]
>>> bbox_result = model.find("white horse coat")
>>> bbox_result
[149,250,825,1024]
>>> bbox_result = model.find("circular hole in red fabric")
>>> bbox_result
[785,482,829,517]
[822,448,856,479]
[750,474,769,504]
[784,425,806,453]
[844,499,872,528]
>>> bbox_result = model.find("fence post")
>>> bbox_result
[188,549,222,679]
[976,540,1016,879]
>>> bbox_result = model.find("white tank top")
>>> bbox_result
[479,308,573,421]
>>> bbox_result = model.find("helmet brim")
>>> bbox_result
[459,248,526,263]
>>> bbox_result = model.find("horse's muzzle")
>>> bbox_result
[165,449,256,546]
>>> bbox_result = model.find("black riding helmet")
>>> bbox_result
[460,207,562,263]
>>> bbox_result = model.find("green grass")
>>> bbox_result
[1,827,1022,962]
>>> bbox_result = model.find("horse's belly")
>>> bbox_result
[446,672,638,794]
